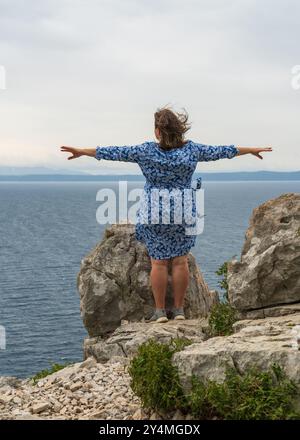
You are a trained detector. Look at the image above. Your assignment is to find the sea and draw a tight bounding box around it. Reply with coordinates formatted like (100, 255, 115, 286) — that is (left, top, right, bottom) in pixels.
(0, 180, 299, 378)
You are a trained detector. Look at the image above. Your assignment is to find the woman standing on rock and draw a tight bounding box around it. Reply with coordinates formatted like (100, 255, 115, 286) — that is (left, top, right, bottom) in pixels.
(60, 106, 272, 323)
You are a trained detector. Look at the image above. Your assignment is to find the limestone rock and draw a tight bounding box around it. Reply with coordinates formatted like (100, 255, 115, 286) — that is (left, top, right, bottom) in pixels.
(77, 223, 218, 337)
(31, 402, 51, 414)
(132, 408, 143, 420)
(227, 193, 300, 318)
(0, 377, 22, 389)
(0, 395, 13, 405)
(172, 313, 300, 391)
(84, 319, 206, 363)
(78, 357, 97, 370)
(69, 382, 82, 392)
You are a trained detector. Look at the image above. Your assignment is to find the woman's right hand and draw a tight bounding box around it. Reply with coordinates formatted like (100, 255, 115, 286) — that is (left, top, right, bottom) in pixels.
(60, 146, 84, 160)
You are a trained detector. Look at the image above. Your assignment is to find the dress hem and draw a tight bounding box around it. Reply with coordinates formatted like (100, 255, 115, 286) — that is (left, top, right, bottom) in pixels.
(147, 248, 194, 260)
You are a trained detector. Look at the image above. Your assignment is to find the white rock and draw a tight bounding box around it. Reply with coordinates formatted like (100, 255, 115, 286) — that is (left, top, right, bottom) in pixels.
(79, 358, 97, 370)
(0, 395, 13, 405)
(53, 403, 62, 413)
(31, 402, 50, 414)
(70, 382, 82, 392)
(173, 313, 300, 390)
(132, 408, 143, 420)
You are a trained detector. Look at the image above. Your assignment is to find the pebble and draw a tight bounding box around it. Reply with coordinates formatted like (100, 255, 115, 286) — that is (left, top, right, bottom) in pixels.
(0, 395, 13, 405)
(69, 382, 82, 392)
(31, 402, 50, 414)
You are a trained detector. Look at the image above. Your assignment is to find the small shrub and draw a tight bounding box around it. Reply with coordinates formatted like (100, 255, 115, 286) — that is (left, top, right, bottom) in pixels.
(31, 362, 71, 385)
(208, 302, 237, 336)
(187, 363, 300, 420)
(216, 261, 229, 300)
(128, 337, 191, 412)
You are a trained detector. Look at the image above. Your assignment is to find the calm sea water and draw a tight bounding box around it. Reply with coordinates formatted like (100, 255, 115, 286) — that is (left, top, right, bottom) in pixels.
(0, 181, 299, 378)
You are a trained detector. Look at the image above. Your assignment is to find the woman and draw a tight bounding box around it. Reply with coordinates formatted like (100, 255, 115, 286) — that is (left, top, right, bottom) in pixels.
(60, 106, 272, 323)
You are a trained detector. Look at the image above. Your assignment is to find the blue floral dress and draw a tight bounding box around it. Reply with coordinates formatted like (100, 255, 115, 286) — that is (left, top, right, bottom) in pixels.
(95, 140, 238, 260)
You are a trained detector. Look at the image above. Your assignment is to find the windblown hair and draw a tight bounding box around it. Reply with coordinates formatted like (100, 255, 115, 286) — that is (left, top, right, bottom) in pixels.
(154, 105, 191, 150)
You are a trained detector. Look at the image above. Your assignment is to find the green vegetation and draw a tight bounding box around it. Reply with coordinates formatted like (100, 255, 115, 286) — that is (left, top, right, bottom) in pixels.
(128, 338, 192, 412)
(188, 364, 300, 420)
(209, 261, 238, 336)
(31, 362, 71, 385)
(208, 302, 237, 336)
(129, 339, 300, 420)
(215, 261, 229, 300)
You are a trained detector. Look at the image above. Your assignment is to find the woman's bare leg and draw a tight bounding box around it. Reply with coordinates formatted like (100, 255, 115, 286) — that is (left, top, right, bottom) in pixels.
(150, 258, 169, 309)
(171, 255, 189, 308)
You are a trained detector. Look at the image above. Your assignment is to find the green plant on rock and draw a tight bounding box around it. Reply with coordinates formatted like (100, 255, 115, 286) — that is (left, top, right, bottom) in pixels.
(215, 257, 238, 301)
(216, 261, 229, 300)
(208, 302, 237, 336)
(128, 337, 191, 412)
(31, 362, 71, 385)
(187, 363, 300, 420)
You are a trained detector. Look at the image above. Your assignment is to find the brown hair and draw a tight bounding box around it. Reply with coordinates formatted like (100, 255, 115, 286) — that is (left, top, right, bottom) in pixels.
(154, 105, 191, 150)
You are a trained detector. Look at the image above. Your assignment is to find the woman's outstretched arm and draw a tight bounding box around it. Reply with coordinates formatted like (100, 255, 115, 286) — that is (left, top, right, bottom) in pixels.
(60, 143, 148, 162)
(60, 146, 96, 160)
(191, 141, 273, 162)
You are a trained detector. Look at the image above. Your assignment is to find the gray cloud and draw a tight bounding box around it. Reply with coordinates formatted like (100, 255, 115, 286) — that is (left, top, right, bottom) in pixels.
(0, 0, 299, 172)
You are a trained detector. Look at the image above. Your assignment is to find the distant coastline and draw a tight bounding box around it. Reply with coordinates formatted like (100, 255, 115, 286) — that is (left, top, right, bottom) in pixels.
(0, 171, 300, 182)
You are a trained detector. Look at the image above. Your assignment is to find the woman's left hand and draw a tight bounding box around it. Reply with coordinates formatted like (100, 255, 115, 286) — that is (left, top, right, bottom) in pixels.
(251, 147, 273, 160)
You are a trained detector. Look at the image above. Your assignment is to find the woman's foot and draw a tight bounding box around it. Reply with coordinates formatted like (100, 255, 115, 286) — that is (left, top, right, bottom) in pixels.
(146, 308, 168, 323)
(172, 307, 186, 320)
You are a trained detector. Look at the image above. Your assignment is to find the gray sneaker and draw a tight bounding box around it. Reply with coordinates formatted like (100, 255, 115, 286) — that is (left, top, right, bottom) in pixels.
(172, 307, 185, 320)
(146, 309, 168, 323)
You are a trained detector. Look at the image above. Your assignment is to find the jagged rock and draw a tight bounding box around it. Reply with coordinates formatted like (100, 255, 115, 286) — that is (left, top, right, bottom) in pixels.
(69, 382, 82, 392)
(172, 313, 300, 391)
(78, 357, 97, 370)
(0, 377, 22, 389)
(31, 402, 51, 414)
(227, 193, 300, 319)
(0, 395, 13, 405)
(83, 318, 206, 363)
(77, 223, 218, 337)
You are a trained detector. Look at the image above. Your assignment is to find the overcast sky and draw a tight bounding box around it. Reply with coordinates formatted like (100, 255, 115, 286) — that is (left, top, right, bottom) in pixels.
(0, 0, 299, 174)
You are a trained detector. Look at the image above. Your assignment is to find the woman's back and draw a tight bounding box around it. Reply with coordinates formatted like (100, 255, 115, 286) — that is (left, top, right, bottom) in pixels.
(138, 140, 197, 189)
